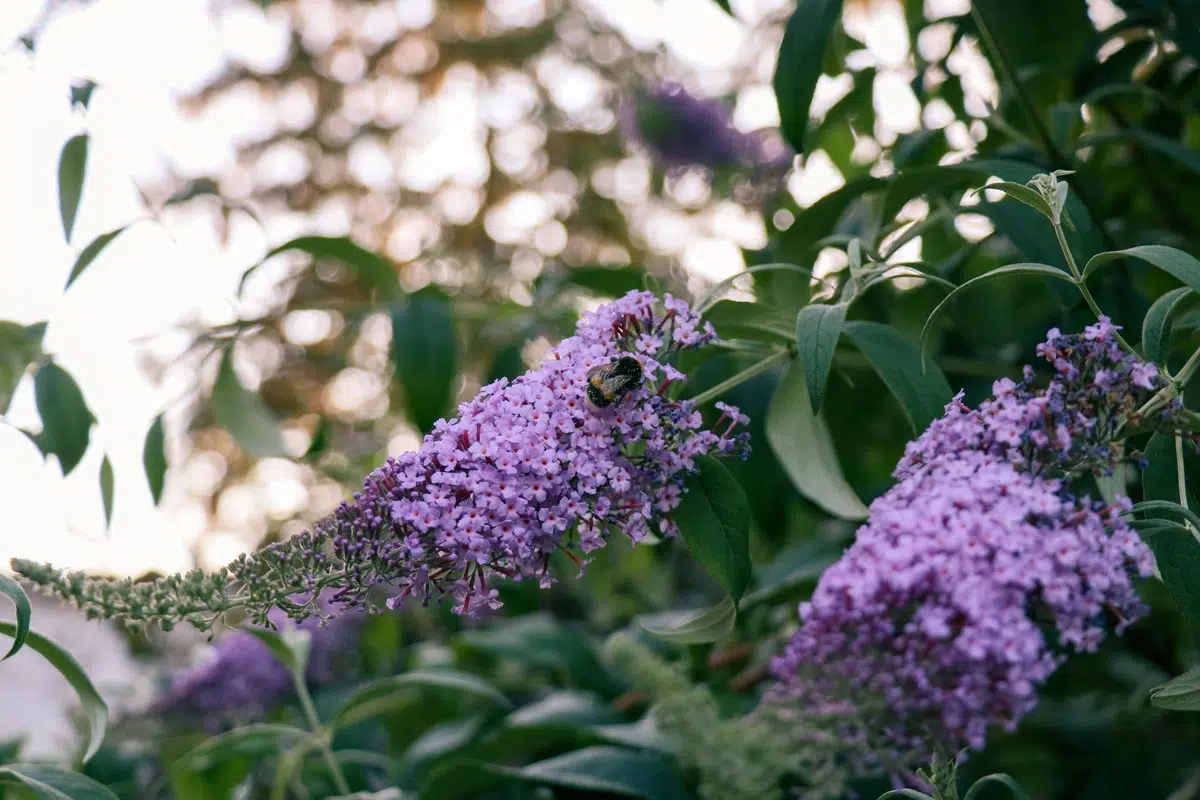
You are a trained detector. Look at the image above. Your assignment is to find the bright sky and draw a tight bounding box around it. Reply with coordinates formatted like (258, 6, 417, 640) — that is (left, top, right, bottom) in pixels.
(0, 0, 966, 578)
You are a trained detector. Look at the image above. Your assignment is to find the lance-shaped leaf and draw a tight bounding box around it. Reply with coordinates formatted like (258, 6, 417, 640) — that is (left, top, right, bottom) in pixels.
(0, 623, 108, 762)
(1142, 287, 1193, 365)
(795, 302, 847, 413)
(65, 226, 129, 290)
(774, 0, 846, 156)
(1083, 245, 1200, 294)
(765, 359, 869, 520)
(0, 321, 45, 415)
(99, 455, 114, 529)
(639, 595, 737, 645)
(58, 134, 88, 243)
(1150, 666, 1200, 711)
(142, 414, 167, 504)
(33, 361, 95, 475)
(0, 764, 118, 800)
(391, 290, 458, 435)
(248, 236, 399, 297)
(842, 320, 953, 435)
(672, 455, 752, 602)
(0, 575, 30, 661)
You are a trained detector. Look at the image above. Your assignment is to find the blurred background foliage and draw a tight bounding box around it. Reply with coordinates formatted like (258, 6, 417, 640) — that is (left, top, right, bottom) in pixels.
(3, 0, 1200, 796)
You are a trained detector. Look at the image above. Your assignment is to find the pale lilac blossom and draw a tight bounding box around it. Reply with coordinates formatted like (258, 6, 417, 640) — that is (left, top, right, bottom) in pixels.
(761, 319, 1172, 770)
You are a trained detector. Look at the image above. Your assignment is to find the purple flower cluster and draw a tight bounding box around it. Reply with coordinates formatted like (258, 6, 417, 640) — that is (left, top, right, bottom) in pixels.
(904, 317, 1174, 479)
(620, 83, 793, 173)
(155, 592, 363, 729)
(762, 319, 1169, 768)
(296, 291, 748, 617)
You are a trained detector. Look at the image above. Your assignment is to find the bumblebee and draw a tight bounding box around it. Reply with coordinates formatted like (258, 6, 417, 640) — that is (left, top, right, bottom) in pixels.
(585, 356, 645, 409)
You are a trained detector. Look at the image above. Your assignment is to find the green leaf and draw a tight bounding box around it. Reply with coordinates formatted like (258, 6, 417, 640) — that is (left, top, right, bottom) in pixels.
(391, 290, 458, 434)
(0, 574, 30, 661)
(703, 300, 796, 344)
(1141, 518, 1200, 630)
(1142, 288, 1193, 365)
(65, 226, 128, 290)
(672, 455, 752, 601)
(254, 236, 398, 297)
(920, 264, 1077, 368)
(1150, 665, 1200, 711)
(1134, 500, 1200, 533)
(1143, 432, 1200, 512)
(420, 746, 688, 800)
(591, 714, 677, 756)
(396, 715, 485, 786)
(1082, 245, 1200, 294)
(0, 624, 108, 762)
(795, 302, 847, 414)
(1130, 518, 1186, 542)
(711, 0, 734, 15)
(212, 350, 285, 458)
(638, 595, 737, 644)
(504, 692, 622, 728)
(0, 764, 118, 800)
(0, 321, 44, 417)
(765, 360, 869, 520)
(842, 320, 953, 435)
(69, 80, 97, 111)
(33, 360, 95, 475)
(142, 414, 167, 505)
(172, 724, 309, 773)
(57, 134, 88, 243)
(519, 746, 687, 799)
(99, 455, 114, 529)
(774, 0, 845, 156)
(332, 669, 512, 731)
(975, 180, 1056, 222)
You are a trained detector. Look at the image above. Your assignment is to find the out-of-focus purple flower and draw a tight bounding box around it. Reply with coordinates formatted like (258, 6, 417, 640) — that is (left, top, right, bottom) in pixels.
(155, 592, 363, 729)
(620, 83, 793, 173)
(274, 291, 748, 618)
(760, 320, 1171, 770)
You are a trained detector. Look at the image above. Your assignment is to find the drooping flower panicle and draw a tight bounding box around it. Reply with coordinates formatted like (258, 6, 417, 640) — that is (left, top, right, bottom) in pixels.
(317, 290, 749, 616)
(761, 319, 1170, 770)
(13, 291, 747, 629)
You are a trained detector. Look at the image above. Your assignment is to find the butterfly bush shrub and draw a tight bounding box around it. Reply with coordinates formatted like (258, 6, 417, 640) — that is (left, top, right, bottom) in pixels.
(13, 291, 749, 629)
(756, 319, 1181, 772)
